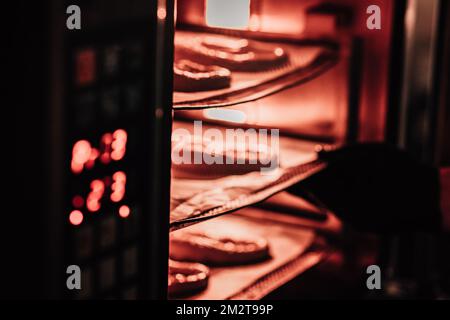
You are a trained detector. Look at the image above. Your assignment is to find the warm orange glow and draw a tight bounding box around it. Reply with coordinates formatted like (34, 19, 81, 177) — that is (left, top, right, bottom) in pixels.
(100, 133, 113, 164)
(110, 171, 126, 203)
(249, 14, 260, 31)
(89, 148, 99, 161)
(102, 133, 113, 145)
(275, 48, 284, 57)
(110, 192, 124, 203)
(71, 140, 92, 174)
(71, 162, 84, 174)
(86, 198, 101, 212)
(69, 210, 84, 226)
(86, 179, 104, 212)
(111, 182, 125, 193)
(86, 147, 99, 169)
(111, 129, 127, 161)
(157, 8, 167, 20)
(203, 109, 247, 124)
(113, 171, 127, 182)
(90, 179, 105, 194)
(100, 153, 111, 164)
(119, 205, 131, 218)
(205, 0, 250, 30)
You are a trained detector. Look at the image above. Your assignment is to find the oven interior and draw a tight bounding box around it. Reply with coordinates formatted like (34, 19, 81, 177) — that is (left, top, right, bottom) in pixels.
(167, 0, 399, 300)
(13, 0, 449, 300)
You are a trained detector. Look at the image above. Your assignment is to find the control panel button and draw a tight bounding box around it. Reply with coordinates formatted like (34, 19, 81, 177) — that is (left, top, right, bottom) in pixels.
(100, 87, 120, 119)
(123, 246, 138, 278)
(103, 45, 121, 77)
(75, 92, 96, 127)
(75, 225, 93, 259)
(124, 83, 142, 114)
(99, 215, 116, 249)
(98, 257, 116, 290)
(75, 48, 96, 86)
(125, 43, 144, 72)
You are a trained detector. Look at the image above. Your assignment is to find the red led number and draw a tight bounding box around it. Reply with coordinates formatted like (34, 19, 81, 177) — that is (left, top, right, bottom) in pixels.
(69, 210, 84, 226)
(71, 140, 91, 174)
(69, 130, 129, 225)
(86, 179, 105, 212)
(71, 129, 127, 174)
(119, 205, 131, 218)
(111, 171, 126, 203)
(75, 49, 96, 86)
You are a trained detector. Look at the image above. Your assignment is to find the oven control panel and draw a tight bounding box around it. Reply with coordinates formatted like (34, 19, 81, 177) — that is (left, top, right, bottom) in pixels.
(66, 36, 147, 299)
(58, 0, 170, 296)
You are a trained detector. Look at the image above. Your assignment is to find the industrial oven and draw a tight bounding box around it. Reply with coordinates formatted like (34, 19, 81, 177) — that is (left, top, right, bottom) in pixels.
(167, 0, 448, 300)
(12, 0, 449, 299)
(14, 0, 174, 299)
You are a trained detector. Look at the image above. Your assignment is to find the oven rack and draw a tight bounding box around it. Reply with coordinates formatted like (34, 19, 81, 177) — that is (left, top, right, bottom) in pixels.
(229, 251, 325, 300)
(174, 209, 325, 300)
(173, 31, 339, 110)
(169, 159, 327, 232)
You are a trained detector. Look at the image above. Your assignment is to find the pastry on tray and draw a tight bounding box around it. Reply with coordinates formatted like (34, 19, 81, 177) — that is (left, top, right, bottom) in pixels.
(175, 34, 288, 72)
(170, 230, 270, 265)
(168, 259, 210, 296)
(171, 135, 278, 179)
(173, 59, 231, 92)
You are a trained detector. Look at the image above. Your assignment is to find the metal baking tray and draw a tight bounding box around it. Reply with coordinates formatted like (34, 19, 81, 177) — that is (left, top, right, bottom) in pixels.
(169, 130, 328, 231)
(173, 31, 339, 110)
(170, 160, 326, 231)
(170, 209, 325, 300)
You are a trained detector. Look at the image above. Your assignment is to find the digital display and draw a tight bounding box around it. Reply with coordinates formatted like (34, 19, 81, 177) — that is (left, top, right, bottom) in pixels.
(69, 129, 130, 226)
